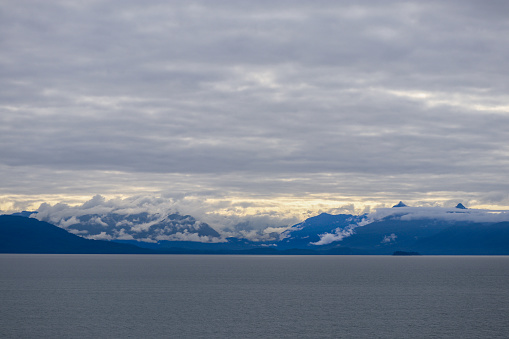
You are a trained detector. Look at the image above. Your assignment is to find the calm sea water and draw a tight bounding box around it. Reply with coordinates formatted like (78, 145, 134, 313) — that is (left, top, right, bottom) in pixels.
(1, 255, 508, 338)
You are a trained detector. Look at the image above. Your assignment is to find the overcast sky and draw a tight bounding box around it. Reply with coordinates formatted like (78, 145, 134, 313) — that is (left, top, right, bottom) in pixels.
(1, 0, 509, 219)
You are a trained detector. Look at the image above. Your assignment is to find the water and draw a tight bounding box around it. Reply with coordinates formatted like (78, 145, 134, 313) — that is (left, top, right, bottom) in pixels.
(1, 255, 508, 338)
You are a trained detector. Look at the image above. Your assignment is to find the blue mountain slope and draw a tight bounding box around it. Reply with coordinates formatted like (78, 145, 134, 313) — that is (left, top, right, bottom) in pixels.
(412, 222, 509, 255)
(277, 211, 509, 255)
(0, 216, 151, 254)
(277, 213, 366, 249)
(337, 218, 467, 254)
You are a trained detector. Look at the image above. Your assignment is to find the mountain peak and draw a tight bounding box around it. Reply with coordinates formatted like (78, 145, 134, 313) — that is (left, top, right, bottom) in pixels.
(455, 203, 467, 209)
(392, 201, 408, 208)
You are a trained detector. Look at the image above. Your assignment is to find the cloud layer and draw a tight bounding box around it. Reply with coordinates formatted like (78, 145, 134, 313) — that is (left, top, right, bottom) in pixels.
(1, 1, 509, 212)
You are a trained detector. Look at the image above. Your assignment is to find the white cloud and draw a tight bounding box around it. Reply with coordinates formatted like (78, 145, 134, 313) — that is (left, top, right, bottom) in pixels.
(114, 228, 135, 241)
(59, 216, 79, 228)
(90, 216, 108, 227)
(85, 232, 113, 241)
(68, 229, 88, 235)
(311, 226, 356, 246)
(309, 218, 371, 246)
(381, 233, 397, 243)
(263, 226, 289, 234)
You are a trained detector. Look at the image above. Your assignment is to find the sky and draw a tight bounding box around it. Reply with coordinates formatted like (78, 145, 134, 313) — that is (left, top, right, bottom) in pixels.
(1, 0, 509, 226)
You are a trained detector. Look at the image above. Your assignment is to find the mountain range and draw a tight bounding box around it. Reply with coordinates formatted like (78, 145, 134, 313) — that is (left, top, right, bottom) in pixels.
(1, 202, 509, 254)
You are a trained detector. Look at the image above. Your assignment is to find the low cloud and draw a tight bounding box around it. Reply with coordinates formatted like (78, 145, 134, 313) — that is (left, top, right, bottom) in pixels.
(31, 194, 298, 242)
(311, 227, 356, 246)
(59, 216, 79, 228)
(85, 232, 113, 241)
(368, 206, 509, 223)
(68, 229, 88, 235)
(310, 218, 371, 246)
(381, 233, 397, 243)
(114, 228, 135, 241)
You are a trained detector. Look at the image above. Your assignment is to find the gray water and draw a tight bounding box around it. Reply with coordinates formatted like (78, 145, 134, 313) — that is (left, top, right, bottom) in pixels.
(1, 255, 508, 338)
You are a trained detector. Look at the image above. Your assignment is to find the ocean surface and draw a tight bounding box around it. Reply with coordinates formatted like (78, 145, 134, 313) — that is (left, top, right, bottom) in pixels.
(1, 255, 508, 338)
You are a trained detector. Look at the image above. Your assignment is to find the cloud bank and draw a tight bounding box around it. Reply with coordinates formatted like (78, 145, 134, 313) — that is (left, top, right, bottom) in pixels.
(31, 194, 300, 242)
(369, 206, 509, 224)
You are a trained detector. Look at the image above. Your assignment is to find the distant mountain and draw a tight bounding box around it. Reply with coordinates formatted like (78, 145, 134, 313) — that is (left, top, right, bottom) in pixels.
(277, 206, 509, 255)
(0, 215, 338, 255)
(277, 213, 366, 249)
(328, 217, 450, 253)
(0, 215, 151, 254)
(35, 212, 222, 243)
(3, 204, 509, 255)
(329, 217, 509, 254)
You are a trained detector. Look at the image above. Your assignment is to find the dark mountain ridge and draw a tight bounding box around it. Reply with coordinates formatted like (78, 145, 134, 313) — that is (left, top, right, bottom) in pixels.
(0, 216, 151, 254)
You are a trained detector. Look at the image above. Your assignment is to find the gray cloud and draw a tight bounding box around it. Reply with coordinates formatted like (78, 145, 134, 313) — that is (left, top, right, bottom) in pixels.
(1, 1, 509, 214)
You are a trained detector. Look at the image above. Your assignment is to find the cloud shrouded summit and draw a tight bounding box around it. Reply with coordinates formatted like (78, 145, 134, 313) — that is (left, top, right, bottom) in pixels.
(1, 1, 509, 213)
